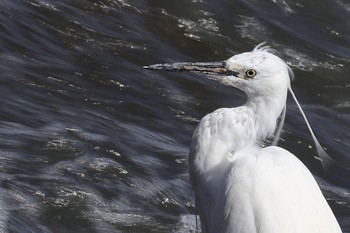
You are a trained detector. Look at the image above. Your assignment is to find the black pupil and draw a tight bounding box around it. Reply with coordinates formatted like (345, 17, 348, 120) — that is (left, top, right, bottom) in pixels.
(248, 70, 254, 76)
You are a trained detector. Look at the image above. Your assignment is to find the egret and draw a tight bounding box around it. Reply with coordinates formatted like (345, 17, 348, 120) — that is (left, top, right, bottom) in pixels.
(144, 43, 342, 233)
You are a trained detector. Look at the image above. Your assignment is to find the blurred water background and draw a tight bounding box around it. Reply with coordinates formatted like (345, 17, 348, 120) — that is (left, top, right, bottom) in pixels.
(0, 0, 349, 232)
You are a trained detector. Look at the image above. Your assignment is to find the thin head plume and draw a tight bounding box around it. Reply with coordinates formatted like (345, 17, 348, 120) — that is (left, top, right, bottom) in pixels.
(288, 86, 334, 169)
(271, 67, 293, 146)
(271, 106, 286, 146)
(253, 42, 275, 53)
(287, 65, 295, 82)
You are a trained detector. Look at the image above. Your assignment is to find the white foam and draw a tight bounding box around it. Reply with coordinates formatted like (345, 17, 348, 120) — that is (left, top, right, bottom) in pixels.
(175, 214, 198, 233)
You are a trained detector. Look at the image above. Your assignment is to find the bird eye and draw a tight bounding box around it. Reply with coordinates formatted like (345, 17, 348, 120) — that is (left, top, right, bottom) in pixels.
(245, 69, 257, 78)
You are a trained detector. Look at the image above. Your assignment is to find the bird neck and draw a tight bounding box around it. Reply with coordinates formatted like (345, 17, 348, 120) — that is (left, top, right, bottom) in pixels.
(244, 90, 287, 140)
(189, 88, 288, 179)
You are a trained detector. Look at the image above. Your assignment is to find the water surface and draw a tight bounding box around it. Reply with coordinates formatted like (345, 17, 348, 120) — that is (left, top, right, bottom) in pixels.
(0, 0, 349, 232)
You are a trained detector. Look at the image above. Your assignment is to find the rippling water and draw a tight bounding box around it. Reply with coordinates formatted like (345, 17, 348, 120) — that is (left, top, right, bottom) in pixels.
(0, 0, 349, 232)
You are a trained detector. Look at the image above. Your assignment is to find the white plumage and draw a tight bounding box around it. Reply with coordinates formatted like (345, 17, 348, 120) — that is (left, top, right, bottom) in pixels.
(144, 44, 342, 233)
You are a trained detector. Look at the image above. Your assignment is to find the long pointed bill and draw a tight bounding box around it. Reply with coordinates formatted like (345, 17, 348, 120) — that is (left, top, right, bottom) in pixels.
(143, 61, 238, 77)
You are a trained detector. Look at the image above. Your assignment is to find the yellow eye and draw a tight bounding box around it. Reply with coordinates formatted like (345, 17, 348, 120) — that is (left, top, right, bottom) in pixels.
(245, 69, 257, 78)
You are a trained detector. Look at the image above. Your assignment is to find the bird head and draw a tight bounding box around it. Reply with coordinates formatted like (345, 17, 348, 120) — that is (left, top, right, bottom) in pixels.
(144, 43, 294, 99)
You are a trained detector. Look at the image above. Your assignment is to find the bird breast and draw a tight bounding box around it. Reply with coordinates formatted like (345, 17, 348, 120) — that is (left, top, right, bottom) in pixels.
(190, 107, 258, 173)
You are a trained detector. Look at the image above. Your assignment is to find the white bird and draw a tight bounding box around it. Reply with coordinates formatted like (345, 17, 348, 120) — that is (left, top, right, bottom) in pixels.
(144, 44, 342, 233)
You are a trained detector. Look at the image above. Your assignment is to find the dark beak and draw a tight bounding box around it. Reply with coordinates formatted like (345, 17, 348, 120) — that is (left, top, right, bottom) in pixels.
(143, 61, 238, 77)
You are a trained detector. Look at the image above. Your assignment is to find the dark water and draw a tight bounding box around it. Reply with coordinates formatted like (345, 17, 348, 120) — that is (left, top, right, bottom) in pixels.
(0, 0, 349, 232)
